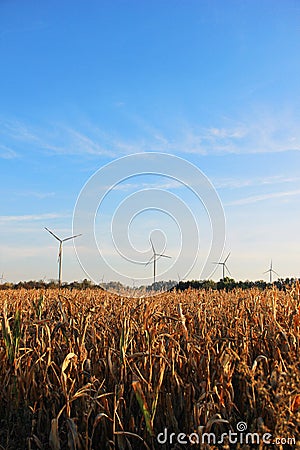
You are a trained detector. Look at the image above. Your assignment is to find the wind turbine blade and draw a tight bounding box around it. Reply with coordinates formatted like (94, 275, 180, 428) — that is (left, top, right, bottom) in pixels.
(272, 270, 280, 277)
(224, 264, 231, 276)
(145, 255, 154, 266)
(224, 252, 230, 263)
(212, 262, 222, 265)
(263, 269, 271, 274)
(149, 237, 155, 254)
(45, 227, 61, 242)
(157, 254, 171, 259)
(62, 233, 82, 242)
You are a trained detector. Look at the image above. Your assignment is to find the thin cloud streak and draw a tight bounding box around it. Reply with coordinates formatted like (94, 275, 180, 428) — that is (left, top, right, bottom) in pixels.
(18, 191, 56, 199)
(226, 189, 300, 206)
(2, 109, 300, 160)
(0, 213, 70, 223)
(175, 122, 300, 155)
(0, 144, 18, 159)
(104, 180, 183, 192)
(214, 175, 300, 189)
(0, 119, 116, 157)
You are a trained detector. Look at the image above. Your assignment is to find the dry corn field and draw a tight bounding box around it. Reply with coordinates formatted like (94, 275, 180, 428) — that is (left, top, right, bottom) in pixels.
(0, 286, 299, 450)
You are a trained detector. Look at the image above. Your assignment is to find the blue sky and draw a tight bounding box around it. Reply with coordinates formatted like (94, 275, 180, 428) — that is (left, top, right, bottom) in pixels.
(0, 0, 300, 284)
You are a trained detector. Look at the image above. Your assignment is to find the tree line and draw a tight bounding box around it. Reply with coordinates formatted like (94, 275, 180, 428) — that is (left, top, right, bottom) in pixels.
(0, 277, 299, 291)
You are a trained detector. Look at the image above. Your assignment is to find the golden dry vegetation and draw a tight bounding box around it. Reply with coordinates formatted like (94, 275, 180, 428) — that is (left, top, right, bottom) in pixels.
(0, 286, 299, 449)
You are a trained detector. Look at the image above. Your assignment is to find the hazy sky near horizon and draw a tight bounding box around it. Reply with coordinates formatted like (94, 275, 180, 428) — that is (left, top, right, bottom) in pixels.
(1, 0, 300, 284)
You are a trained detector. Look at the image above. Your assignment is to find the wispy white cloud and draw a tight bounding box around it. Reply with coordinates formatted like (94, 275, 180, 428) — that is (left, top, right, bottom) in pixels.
(208, 127, 247, 139)
(107, 179, 182, 192)
(1, 120, 39, 143)
(18, 191, 55, 199)
(0, 144, 18, 159)
(214, 175, 300, 189)
(177, 109, 300, 155)
(121, 107, 300, 156)
(0, 213, 70, 224)
(0, 117, 177, 157)
(1, 107, 300, 159)
(226, 189, 300, 206)
(59, 127, 117, 156)
(0, 119, 116, 157)
(107, 110, 300, 156)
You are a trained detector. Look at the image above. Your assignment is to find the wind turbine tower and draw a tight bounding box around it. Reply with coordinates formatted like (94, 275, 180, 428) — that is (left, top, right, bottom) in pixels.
(264, 260, 279, 283)
(213, 252, 231, 280)
(45, 227, 82, 287)
(146, 238, 171, 285)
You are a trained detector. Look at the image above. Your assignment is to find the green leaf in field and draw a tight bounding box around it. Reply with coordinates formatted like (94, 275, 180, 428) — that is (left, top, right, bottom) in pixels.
(132, 380, 153, 436)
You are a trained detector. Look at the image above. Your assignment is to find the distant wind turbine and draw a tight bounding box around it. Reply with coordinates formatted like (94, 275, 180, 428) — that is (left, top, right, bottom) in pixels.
(145, 238, 171, 285)
(45, 227, 82, 287)
(264, 260, 279, 283)
(0, 273, 5, 284)
(213, 252, 231, 280)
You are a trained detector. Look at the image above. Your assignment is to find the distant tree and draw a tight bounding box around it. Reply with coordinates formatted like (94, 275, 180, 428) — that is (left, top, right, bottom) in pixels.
(217, 277, 236, 291)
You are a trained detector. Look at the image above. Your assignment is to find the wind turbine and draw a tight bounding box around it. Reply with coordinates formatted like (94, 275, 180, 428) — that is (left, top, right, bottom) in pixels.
(45, 227, 82, 287)
(264, 260, 279, 283)
(213, 252, 231, 280)
(145, 238, 171, 285)
(0, 273, 5, 284)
